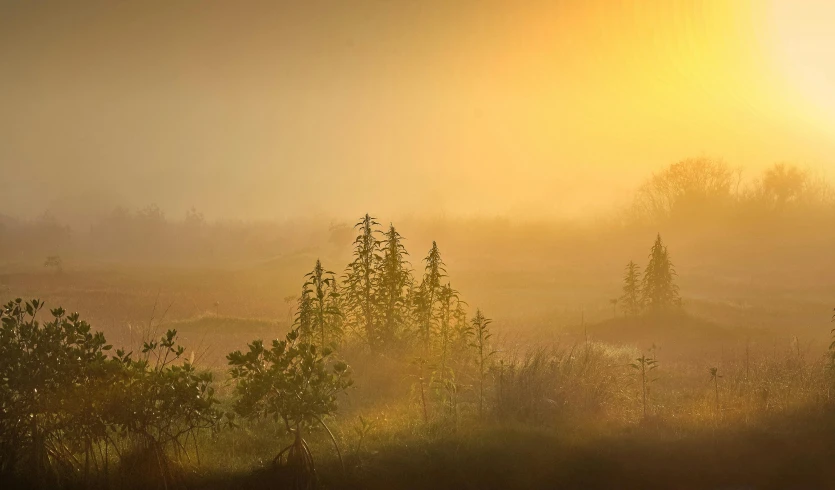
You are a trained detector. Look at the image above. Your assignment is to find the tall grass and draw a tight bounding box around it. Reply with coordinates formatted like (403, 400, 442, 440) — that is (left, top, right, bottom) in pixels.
(184, 332, 835, 489)
(493, 342, 635, 425)
(4, 304, 835, 489)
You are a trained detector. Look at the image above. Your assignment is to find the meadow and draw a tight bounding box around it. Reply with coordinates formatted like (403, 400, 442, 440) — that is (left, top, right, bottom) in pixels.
(3, 160, 835, 489)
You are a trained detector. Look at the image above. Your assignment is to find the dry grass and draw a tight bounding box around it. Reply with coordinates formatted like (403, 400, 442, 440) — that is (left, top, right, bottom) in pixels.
(179, 328, 835, 489)
(4, 264, 835, 489)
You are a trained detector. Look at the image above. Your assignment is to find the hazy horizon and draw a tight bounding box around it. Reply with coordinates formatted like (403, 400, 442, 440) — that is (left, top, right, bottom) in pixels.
(5, 4, 835, 487)
(2, 1, 834, 223)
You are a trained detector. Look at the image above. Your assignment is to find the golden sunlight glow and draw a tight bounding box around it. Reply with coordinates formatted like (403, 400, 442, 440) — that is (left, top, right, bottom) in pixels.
(766, 0, 835, 131)
(0, 1, 833, 220)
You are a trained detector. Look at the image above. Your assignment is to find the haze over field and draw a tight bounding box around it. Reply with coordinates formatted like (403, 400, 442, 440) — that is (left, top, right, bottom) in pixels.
(5, 3, 835, 489)
(2, 0, 834, 223)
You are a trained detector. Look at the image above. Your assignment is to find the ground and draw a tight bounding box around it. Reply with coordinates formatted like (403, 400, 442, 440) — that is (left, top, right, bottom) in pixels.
(2, 257, 834, 489)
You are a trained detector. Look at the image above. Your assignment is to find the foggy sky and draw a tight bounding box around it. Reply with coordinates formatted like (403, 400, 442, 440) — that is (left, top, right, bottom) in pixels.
(1, 0, 833, 224)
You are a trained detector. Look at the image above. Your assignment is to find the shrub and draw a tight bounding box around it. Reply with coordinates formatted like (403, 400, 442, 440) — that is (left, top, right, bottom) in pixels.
(493, 343, 632, 424)
(0, 299, 116, 484)
(110, 329, 223, 487)
(227, 329, 353, 488)
(0, 299, 222, 488)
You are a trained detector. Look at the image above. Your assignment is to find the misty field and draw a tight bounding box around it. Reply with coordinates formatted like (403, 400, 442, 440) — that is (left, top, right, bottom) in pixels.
(5, 0, 835, 487)
(4, 161, 835, 490)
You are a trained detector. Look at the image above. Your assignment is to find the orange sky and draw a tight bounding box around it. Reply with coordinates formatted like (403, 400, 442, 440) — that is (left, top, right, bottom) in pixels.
(0, 0, 833, 223)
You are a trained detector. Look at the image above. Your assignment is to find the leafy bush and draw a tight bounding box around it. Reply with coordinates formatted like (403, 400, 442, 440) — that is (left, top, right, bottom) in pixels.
(110, 329, 223, 486)
(0, 299, 222, 488)
(227, 329, 352, 488)
(0, 299, 116, 484)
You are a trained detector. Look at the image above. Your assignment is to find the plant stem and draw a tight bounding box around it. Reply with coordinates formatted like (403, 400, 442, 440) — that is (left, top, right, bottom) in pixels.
(316, 416, 345, 477)
(642, 361, 647, 419)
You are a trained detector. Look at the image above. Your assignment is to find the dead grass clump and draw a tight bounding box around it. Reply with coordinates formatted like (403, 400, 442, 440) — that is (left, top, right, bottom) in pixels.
(493, 342, 635, 424)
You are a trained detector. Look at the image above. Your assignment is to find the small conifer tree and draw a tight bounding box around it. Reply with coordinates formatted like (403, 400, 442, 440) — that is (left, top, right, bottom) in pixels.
(641, 234, 680, 312)
(620, 260, 643, 317)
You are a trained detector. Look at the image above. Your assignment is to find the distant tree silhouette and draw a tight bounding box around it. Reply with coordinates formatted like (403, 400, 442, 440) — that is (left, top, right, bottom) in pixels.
(747, 163, 833, 213)
(632, 157, 738, 223)
(620, 261, 642, 317)
(641, 234, 679, 312)
(184, 206, 205, 227)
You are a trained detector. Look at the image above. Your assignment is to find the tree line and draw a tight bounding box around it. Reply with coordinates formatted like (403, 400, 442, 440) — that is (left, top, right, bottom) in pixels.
(2, 158, 832, 266)
(630, 159, 832, 224)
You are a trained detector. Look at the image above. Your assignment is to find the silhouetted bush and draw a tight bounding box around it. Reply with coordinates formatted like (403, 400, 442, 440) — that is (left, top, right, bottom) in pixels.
(0, 299, 221, 488)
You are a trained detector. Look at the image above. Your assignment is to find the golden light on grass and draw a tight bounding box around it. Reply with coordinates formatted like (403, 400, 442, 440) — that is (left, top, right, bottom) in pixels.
(3, 4, 835, 485)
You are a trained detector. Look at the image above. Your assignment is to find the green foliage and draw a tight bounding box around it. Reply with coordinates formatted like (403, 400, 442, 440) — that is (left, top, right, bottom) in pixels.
(295, 288, 314, 339)
(0, 299, 221, 487)
(452, 298, 470, 353)
(300, 259, 343, 349)
(1, 212, 488, 486)
(432, 283, 472, 382)
(377, 224, 413, 350)
(620, 261, 642, 317)
(470, 309, 495, 419)
(352, 415, 375, 459)
(641, 234, 680, 313)
(342, 214, 383, 351)
(291, 214, 465, 361)
(425, 284, 469, 421)
(0, 299, 115, 482)
(227, 328, 353, 487)
(415, 242, 447, 352)
(409, 357, 431, 423)
(111, 329, 223, 460)
(227, 329, 352, 429)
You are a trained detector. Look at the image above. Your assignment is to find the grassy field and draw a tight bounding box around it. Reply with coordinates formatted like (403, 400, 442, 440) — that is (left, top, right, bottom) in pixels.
(2, 259, 835, 489)
(76, 326, 835, 490)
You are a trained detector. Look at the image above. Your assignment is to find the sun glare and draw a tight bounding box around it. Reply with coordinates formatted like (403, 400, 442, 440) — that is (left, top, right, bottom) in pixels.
(767, 0, 835, 131)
